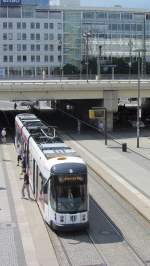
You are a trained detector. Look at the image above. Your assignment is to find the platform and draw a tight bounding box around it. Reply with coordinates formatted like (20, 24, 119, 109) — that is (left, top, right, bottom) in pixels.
(0, 141, 58, 266)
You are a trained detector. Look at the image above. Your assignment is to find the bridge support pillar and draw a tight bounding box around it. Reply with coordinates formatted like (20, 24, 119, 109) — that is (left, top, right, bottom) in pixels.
(103, 90, 118, 131)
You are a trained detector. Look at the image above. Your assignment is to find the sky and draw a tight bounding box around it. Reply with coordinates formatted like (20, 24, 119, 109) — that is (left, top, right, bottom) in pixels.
(39, 0, 150, 9)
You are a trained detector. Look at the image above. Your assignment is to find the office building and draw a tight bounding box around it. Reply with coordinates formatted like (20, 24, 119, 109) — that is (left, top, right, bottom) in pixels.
(0, 0, 149, 78)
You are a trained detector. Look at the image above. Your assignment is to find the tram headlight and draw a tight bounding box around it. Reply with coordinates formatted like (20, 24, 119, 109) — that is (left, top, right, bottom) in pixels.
(60, 215, 64, 223)
(81, 213, 86, 222)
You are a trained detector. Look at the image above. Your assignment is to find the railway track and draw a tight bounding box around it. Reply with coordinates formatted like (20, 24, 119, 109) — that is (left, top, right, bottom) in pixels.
(34, 111, 150, 266)
(1, 109, 150, 265)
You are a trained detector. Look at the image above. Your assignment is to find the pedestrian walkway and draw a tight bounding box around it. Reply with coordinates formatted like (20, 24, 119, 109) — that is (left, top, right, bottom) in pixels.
(64, 130, 150, 222)
(0, 142, 58, 266)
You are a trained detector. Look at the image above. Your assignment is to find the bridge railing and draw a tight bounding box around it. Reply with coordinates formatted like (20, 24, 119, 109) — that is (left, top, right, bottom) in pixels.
(1, 74, 150, 80)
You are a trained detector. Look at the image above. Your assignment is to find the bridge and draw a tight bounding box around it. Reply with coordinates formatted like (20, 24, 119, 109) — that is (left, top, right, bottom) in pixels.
(0, 79, 150, 100)
(1, 79, 150, 131)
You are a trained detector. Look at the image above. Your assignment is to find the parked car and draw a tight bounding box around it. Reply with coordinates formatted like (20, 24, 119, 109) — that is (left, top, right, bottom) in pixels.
(128, 120, 145, 128)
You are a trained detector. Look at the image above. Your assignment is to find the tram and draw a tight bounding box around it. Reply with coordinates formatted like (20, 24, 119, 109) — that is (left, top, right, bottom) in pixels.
(15, 113, 89, 231)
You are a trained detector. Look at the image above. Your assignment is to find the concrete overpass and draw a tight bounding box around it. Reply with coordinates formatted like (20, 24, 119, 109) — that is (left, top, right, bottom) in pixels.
(0, 79, 150, 100)
(1, 79, 150, 131)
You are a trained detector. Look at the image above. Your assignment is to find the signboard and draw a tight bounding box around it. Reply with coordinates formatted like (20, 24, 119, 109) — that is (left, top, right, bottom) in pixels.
(89, 108, 105, 119)
(1, 0, 22, 6)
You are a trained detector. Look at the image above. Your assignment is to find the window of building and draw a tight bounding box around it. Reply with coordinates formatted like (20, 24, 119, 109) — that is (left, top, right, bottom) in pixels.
(3, 33, 7, 40)
(3, 22, 7, 29)
(44, 33, 48, 40)
(58, 55, 61, 62)
(58, 45, 61, 51)
(121, 13, 133, 20)
(57, 23, 62, 30)
(50, 55, 54, 62)
(17, 22, 21, 29)
(44, 23, 48, 29)
(36, 55, 40, 62)
(49, 33, 54, 40)
(96, 12, 106, 19)
(17, 55, 21, 62)
(58, 34, 62, 41)
(22, 33, 26, 40)
(31, 33, 35, 40)
(22, 22, 26, 29)
(49, 23, 54, 29)
(44, 55, 48, 62)
(9, 55, 13, 62)
(125, 24, 130, 31)
(0, 7, 7, 18)
(8, 33, 13, 40)
(36, 10, 48, 18)
(8, 7, 21, 18)
(17, 33, 21, 40)
(22, 44, 27, 51)
(8, 22, 13, 29)
(31, 55, 35, 62)
(44, 44, 48, 51)
(50, 44, 54, 51)
(137, 24, 142, 31)
(131, 24, 136, 31)
(36, 23, 40, 29)
(83, 12, 94, 19)
(36, 33, 40, 40)
(112, 24, 117, 31)
(3, 55, 7, 62)
(23, 55, 27, 62)
(9, 44, 13, 51)
(109, 12, 120, 20)
(30, 22, 35, 29)
(3, 44, 7, 51)
(49, 11, 61, 19)
(36, 44, 40, 51)
(31, 44, 35, 51)
(22, 6, 34, 18)
(17, 44, 21, 51)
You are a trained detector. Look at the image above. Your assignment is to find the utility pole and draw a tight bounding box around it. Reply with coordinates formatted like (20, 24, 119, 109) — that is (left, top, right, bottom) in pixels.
(141, 15, 146, 78)
(128, 39, 133, 79)
(97, 45, 102, 80)
(134, 49, 144, 148)
(83, 32, 91, 82)
(59, 39, 63, 81)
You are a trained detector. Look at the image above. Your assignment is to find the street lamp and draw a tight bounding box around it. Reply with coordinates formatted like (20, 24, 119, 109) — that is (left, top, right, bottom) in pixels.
(134, 49, 145, 148)
(83, 32, 91, 82)
(128, 39, 133, 79)
(97, 45, 102, 80)
(59, 39, 63, 81)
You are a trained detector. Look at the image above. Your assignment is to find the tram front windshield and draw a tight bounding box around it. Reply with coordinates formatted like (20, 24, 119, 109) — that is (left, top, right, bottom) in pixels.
(56, 175, 87, 213)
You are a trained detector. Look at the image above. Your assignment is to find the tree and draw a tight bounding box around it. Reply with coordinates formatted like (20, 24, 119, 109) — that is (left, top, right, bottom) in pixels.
(63, 64, 79, 75)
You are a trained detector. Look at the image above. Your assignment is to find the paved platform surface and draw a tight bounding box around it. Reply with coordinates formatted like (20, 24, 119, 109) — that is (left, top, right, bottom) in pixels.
(64, 129, 150, 222)
(0, 141, 58, 266)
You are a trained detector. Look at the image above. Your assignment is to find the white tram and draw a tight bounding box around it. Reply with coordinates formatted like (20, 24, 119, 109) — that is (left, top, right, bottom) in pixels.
(15, 113, 89, 231)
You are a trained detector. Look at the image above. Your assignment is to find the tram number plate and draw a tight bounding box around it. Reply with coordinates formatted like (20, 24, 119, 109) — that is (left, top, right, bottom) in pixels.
(70, 215, 77, 223)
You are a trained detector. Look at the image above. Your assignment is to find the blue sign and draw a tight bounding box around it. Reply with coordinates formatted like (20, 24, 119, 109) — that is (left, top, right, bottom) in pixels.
(1, 0, 22, 5)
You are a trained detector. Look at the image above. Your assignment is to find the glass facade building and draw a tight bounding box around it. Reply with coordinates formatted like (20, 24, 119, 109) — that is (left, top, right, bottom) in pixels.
(0, 0, 149, 78)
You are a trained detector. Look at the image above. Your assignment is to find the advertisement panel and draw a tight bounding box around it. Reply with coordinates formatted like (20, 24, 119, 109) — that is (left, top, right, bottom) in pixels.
(1, 0, 22, 6)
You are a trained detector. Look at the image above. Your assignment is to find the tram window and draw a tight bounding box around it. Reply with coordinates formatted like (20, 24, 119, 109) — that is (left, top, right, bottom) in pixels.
(50, 180, 56, 210)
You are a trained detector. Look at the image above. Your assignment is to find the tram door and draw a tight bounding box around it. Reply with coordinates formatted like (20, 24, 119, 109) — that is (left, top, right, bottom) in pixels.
(34, 162, 38, 200)
(32, 159, 35, 194)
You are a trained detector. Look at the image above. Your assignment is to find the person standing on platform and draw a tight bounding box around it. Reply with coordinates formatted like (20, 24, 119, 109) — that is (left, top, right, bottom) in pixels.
(1, 128, 6, 143)
(14, 102, 17, 110)
(17, 144, 22, 166)
(22, 172, 30, 199)
(21, 152, 26, 175)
